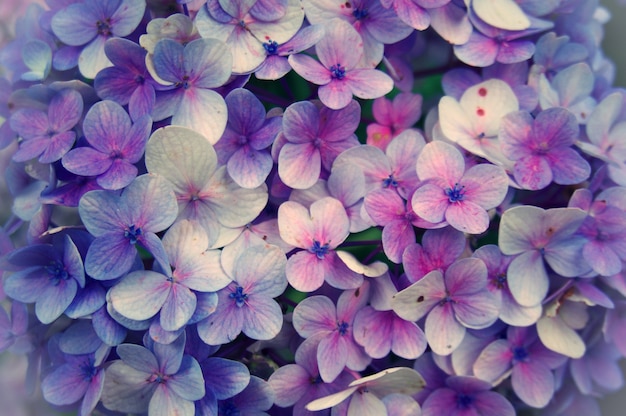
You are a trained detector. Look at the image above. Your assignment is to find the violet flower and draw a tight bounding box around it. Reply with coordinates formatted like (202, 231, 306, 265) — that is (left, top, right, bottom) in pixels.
(289, 18, 393, 110)
(392, 257, 500, 355)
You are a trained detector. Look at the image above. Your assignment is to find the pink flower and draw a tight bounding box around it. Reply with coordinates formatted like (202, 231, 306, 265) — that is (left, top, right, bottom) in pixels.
(411, 141, 509, 234)
(278, 197, 362, 292)
(288, 18, 393, 110)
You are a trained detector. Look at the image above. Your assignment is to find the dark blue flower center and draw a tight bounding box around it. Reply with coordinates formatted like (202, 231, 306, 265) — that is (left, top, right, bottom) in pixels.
(457, 393, 474, 409)
(96, 19, 112, 36)
(263, 40, 279, 55)
(353, 8, 368, 19)
(45, 261, 69, 285)
(337, 321, 349, 335)
(124, 225, 142, 244)
(180, 75, 191, 89)
(79, 360, 98, 381)
(309, 240, 330, 259)
(149, 372, 168, 383)
(310, 374, 323, 384)
(382, 174, 398, 188)
(445, 183, 465, 203)
(494, 273, 507, 289)
(229, 286, 248, 307)
(513, 346, 529, 363)
(438, 293, 455, 306)
(219, 400, 240, 416)
(134, 74, 145, 85)
(330, 64, 346, 80)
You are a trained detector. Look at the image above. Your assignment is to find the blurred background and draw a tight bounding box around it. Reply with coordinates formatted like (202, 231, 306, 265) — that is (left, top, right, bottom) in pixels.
(598, 0, 626, 413)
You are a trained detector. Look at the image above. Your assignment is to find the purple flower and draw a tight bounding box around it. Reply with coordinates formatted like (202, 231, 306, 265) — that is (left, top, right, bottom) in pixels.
(94, 38, 160, 120)
(4, 234, 85, 324)
(289, 18, 393, 109)
(472, 244, 542, 326)
(195, 0, 305, 74)
(108, 220, 230, 331)
(62, 100, 151, 190)
(411, 141, 509, 234)
(352, 304, 427, 360)
(392, 257, 500, 355)
(150, 37, 232, 144)
(51, 0, 146, 78)
(421, 375, 515, 416)
(333, 129, 424, 199)
(269, 336, 355, 415)
(473, 325, 567, 408)
(196, 244, 287, 345)
(500, 107, 590, 190)
(569, 187, 626, 276)
(498, 205, 590, 307)
(278, 99, 360, 189)
(214, 88, 281, 189)
(41, 350, 106, 416)
(254, 24, 326, 81)
(78, 174, 178, 280)
(402, 226, 467, 284)
(101, 334, 205, 415)
(292, 289, 371, 383)
(10, 88, 83, 164)
(277, 197, 362, 292)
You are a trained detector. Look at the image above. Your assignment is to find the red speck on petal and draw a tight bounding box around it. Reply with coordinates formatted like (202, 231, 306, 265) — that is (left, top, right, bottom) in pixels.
(477, 108, 485, 116)
(478, 87, 487, 97)
(265, 35, 269, 40)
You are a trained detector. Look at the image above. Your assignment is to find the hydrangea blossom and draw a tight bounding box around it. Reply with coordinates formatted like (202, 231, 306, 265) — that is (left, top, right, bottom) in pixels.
(411, 141, 509, 234)
(78, 174, 178, 280)
(289, 18, 394, 109)
(51, 0, 146, 78)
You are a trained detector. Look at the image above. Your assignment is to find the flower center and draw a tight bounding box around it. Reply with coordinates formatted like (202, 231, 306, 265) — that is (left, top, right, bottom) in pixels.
(96, 19, 112, 36)
(330, 64, 346, 80)
(512, 346, 529, 363)
(263, 40, 279, 55)
(219, 400, 240, 416)
(457, 393, 474, 409)
(309, 240, 330, 259)
(382, 174, 398, 188)
(352, 8, 368, 19)
(148, 373, 169, 383)
(310, 374, 323, 384)
(124, 225, 142, 244)
(492, 273, 507, 289)
(445, 183, 465, 203)
(229, 286, 248, 308)
(79, 360, 98, 381)
(337, 321, 349, 335)
(45, 261, 69, 285)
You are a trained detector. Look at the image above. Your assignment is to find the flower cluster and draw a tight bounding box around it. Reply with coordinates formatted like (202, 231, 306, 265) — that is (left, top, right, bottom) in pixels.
(1, 0, 626, 415)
